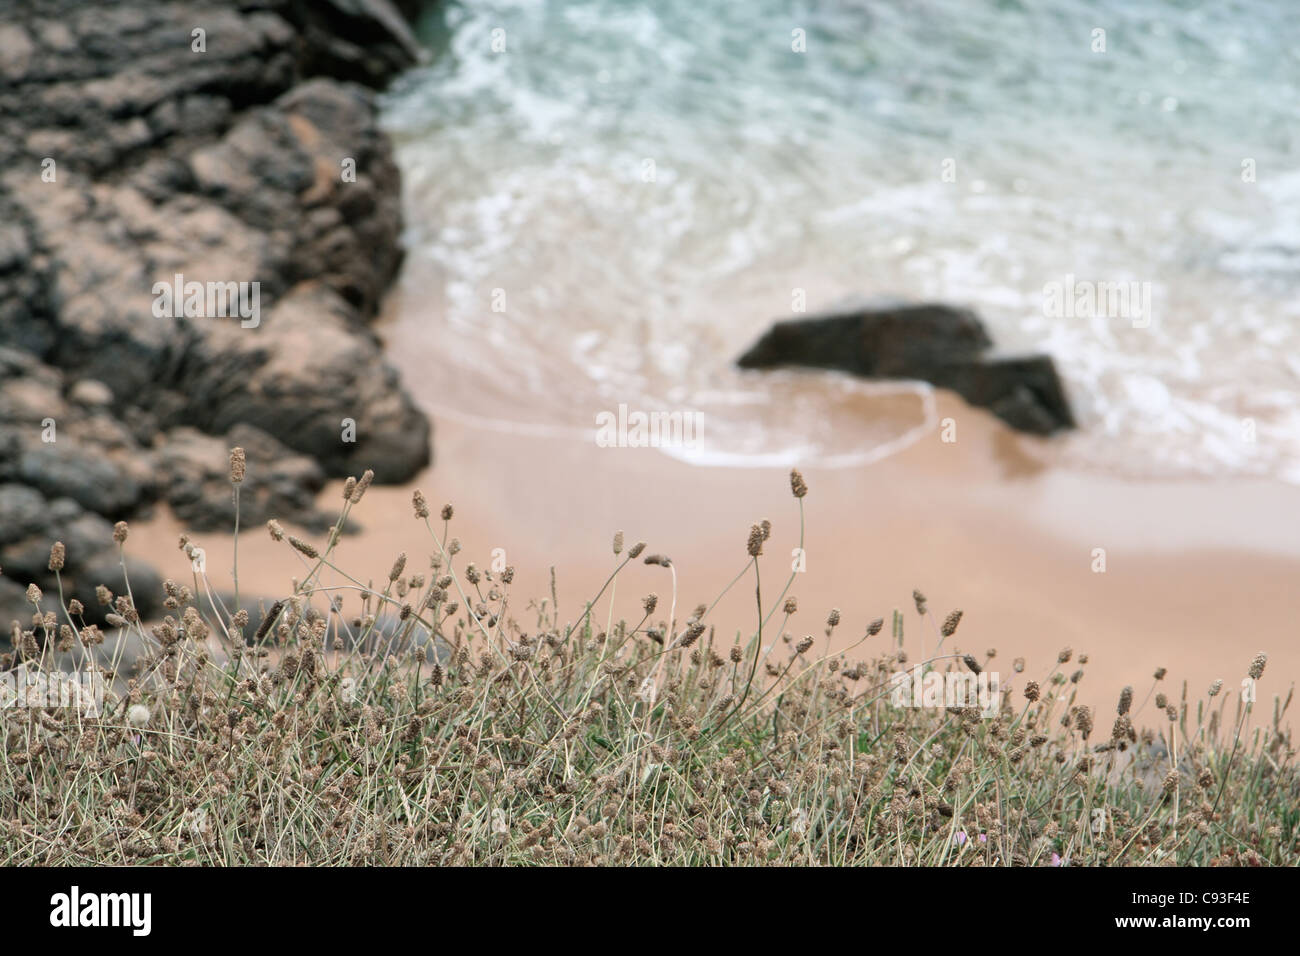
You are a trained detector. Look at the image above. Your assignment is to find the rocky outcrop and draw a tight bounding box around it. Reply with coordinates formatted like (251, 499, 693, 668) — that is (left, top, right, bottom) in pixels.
(737, 302, 1075, 434)
(0, 1, 435, 628)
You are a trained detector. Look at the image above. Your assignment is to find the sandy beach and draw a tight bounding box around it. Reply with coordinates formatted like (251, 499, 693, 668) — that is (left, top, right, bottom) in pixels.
(131, 387, 1300, 725)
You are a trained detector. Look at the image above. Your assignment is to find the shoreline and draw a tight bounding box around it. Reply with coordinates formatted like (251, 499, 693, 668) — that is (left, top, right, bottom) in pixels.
(131, 389, 1300, 725)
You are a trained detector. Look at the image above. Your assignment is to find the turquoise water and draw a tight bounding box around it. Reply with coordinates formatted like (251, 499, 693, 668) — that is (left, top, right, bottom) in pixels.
(381, 0, 1300, 479)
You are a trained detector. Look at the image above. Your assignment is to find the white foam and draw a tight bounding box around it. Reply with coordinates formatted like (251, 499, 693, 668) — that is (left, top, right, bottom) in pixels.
(380, 0, 1300, 485)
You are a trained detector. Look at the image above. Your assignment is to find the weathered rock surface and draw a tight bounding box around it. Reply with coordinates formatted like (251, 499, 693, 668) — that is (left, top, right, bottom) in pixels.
(155, 424, 331, 531)
(0, 348, 155, 517)
(0, 0, 435, 630)
(0, 482, 164, 629)
(737, 302, 1075, 434)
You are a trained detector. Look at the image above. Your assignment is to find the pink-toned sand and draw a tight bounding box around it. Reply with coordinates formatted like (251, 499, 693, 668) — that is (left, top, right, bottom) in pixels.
(131, 389, 1299, 730)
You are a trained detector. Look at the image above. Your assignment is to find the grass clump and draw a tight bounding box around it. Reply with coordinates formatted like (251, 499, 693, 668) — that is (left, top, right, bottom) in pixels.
(1, 466, 1295, 866)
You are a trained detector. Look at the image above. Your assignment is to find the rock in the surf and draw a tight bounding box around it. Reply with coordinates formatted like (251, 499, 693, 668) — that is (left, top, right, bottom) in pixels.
(737, 302, 1074, 435)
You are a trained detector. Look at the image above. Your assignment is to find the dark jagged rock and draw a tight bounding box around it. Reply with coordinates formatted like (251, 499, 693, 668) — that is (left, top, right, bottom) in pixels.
(0, 339, 337, 525)
(298, 0, 427, 86)
(0, 350, 154, 517)
(0, 0, 437, 630)
(737, 302, 1075, 435)
(921, 355, 1075, 435)
(738, 303, 992, 375)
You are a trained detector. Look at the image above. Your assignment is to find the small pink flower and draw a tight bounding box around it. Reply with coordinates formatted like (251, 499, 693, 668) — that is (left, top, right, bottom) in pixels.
(954, 831, 967, 846)
(1051, 852, 1062, 867)
(977, 833, 988, 843)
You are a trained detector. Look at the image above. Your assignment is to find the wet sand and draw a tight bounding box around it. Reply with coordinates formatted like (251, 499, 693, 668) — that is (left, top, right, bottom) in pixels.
(131, 389, 1300, 728)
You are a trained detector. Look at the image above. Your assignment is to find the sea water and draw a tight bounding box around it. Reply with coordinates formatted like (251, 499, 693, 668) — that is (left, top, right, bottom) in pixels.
(380, 0, 1300, 480)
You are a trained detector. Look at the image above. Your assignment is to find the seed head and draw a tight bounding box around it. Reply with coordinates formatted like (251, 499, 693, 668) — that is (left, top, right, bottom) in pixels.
(289, 536, 319, 559)
(827, 608, 840, 627)
(783, 597, 797, 615)
(642, 594, 658, 615)
(127, 704, 151, 728)
(1117, 686, 1132, 716)
(1208, 679, 1223, 697)
(1153, 667, 1167, 680)
(912, 590, 927, 615)
(389, 552, 407, 582)
(613, 531, 624, 555)
(441, 503, 454, 521)
(789, 468, 808, 498)
(679, 622, 706, 649)
(412, 489, 429, 518)
(1111, 715, 1135, 743)
(113, 521, 129, 544)
(1248, 653, 1267, 681)
(267, 519, 284, 541)
(941, 609, 962, 637)
(795, 635, 814, 655)
(866, 618, 883, 636)
(48, 541, 65, 572)
(349, 470, 374, 503)
(254, 601, 284, 643)
(1024, 681, 1040, 702)
(1057, 647, 1072, 664)
(1073, 706, 1094, 738)
(746, 524, 764, 557)
(628, 542, 646, 559)
(229, 446, 246, 483)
